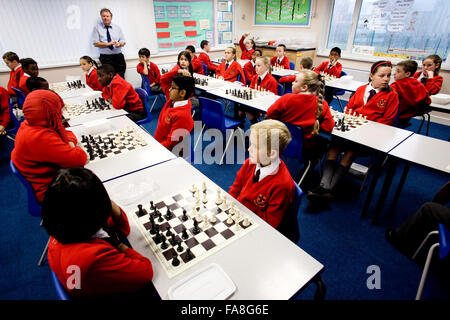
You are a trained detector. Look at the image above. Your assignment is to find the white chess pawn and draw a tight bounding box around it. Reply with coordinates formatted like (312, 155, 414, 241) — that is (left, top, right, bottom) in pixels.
(230, 202, 235, 214)
(222, 197, 228, 209)
(210, 213, 217, 224)
(196, 212, 202, 223)
(226, 215, 233, 224)
(242, 217, 250, 227)
(215, 190, 223, 205)
(202, 181, 207, 193)
(202, 214, 209, 228)
(190, 207, 197, 218)
(202, 193, 208, 204)
(234, 218, 241, 231)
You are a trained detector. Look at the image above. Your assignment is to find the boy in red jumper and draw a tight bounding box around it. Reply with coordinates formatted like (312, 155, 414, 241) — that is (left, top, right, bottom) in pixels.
(391, 60, 431, 124)
(136, 48, 162, 95)
(413, 55, 443, 95)
(154, 75, 194, 153)
(185, 45, 205, 75)
(243, 49, 262, 85)
(18, 58, 39, 96)
(216, 47, 246, 83)
(11, 90, 87, 203)
(198, 40, 217, 75)
(270, 44, 290, 70)
(229, 120, 295, 228)
(315, 47, 343, 104)
(0, 86, 11, 135)
(2, 51, 24, 97)
(43, 168, 154, 299)
(97, 64, 146, 123)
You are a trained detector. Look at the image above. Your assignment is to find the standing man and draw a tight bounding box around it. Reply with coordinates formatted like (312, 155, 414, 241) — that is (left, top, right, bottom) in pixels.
(91, 8, 127, 78)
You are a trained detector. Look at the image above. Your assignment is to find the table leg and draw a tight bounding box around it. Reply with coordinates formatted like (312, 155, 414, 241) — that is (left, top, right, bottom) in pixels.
(387, 162, 411, 216)
(313, 275, 327, 300)
(372, 158, 399, 225)
(361, 154, 384, 218)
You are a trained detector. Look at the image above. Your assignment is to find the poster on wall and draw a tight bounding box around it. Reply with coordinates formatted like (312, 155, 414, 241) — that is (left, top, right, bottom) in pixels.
(254, 0, 312, 26)
(154, 0, 215, 51)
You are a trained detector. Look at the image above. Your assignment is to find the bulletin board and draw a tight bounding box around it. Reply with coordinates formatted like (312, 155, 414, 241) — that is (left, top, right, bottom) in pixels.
(154, 0, 215, 52)
(254, 0, 312, 26)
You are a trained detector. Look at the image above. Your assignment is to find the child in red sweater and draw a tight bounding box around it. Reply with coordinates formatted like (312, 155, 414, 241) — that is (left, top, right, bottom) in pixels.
(136, 48, 162, 95)
(97, 64, 146, 123)
(160, 51, 194, 100)
(11, 90, 87, 203)
(239, 33, 256, 60)
(216, 47, 246, 83)
(43, 167, 154, 299)
(185, 45, 205, 75)
(154, 74, 194, 153)
(243, 49, 262, 85)
(18, 58, 39, 96)
(315, 47, 343, 104)
(413, 55, 443, 95)
(270, 44, 290, 70)
(0, 86, 11, 135)
(267, 70, 334, 156)
(229, 119, 295, 228)
(2, 51, 23, 97)
(391, 60, 431, 124)
(279, 57, 314, 94)
(308, 60, 399, 206)
(198, 40, 217, 75)
(80, 56, 103, 91)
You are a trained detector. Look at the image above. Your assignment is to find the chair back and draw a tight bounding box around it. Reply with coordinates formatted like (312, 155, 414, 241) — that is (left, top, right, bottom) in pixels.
(199, 96, 226, 132)
(333, 71, 347, 96)
(9, 160, 42, 217)
(8, 98, 22, 135)
(140, 74, 152, 95)
(201, 61, 208, 76)
(183, 135, 195, 164)
(289, 62, 295, 70)
(134, 88, 152, 125)
(12, 87, 26, 109)
(277, 183, 303, 243)
(236, 74, 241, 83)
(282, 122, 304, 162)
(277, 83, 284, 96)
(51, 271, 71, 300)
(439, 224, 450, 259)
(392, 103, 400, 127)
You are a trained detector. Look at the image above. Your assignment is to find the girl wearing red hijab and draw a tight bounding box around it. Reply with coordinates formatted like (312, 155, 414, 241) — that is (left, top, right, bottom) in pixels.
(11, 90, 87, 203)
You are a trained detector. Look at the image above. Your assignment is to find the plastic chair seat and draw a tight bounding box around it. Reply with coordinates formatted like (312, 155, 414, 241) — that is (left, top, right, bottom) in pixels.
(224, 116, 243, 129)
(51, 271, 71, 300)
(289, 62, 295, 70)
(134, 87, 152, 126)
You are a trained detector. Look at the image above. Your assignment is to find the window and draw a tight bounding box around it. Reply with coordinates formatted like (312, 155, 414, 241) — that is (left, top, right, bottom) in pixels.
(325, 0, 450, 64)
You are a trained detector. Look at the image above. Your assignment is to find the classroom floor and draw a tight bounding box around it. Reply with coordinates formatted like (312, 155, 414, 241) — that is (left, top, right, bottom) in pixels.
(0, 97, 449, 300)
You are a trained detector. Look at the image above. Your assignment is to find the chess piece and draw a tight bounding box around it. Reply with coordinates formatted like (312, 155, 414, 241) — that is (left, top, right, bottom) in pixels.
(165, 226, 172, 237)
(192, 219, 201, 234)
(165, 208, 173, 219)
(176, 240, 183, 253)
(210, 213, 217, 224)
(202, 214, 209, 228)
(242, 217, 250, 227)
(138, 204, 144, 216)
(202, 181, 207, 193)
(181, 226, 189, 240)
(161, 238, 168, 250)
(202, 193, 208, 204)
(172, 252, 180, 267)
(169, 233, 177, 246)
(185, 248, 193, 261)
(181, 209, 188, 221)
(215, 189, 223, 205)
(226, 215, 233, 224)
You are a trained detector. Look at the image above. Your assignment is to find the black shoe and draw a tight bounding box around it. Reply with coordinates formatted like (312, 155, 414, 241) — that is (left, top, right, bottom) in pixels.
(307, 186, 334, 200)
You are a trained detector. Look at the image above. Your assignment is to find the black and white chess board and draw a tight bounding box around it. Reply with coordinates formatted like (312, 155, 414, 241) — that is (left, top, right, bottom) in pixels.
(331, 109, 368, 133)
(132, 182, 258, 278)
(64, 98, 112, 117)
(80, 127, 148, 163)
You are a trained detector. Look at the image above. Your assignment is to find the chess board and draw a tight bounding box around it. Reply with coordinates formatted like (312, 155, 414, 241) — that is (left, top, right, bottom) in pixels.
(193, 74, 223, 89)
(63, 98, 112, 117)
(132, 182, 259, 278)
(50, 80, 86, 93)
(80, 127, 148, 163)
(331, 109, 369, 133)
(320, 72, 339, 83)
(222, 86, 276, 101)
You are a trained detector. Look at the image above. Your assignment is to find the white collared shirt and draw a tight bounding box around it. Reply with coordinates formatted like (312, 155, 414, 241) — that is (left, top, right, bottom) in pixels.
(255, 158, 281, 182)
(173, 99, 189, 108)
(14, 64, 22, 71)
(23, 73, 30, 78)
(258, 70, 269, 81)
(276, 56, 285, 63)
(363, 83, 381, 104)
(87, 66, 95, 76)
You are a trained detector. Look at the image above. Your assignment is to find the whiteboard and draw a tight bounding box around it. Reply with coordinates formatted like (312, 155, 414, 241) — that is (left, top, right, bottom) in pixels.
(0, 0, 158, 71)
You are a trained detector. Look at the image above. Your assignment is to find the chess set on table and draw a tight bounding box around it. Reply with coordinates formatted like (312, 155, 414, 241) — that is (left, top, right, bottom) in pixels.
(223, 85, 276, 101)
(193, 74, 224, 89)
(80, 126, 148, 163)
(132, 181, 258, 279)
(63, 97, 112, 117)
(319, 72, 339, 83)
(331, 107, 369, 133)
(50, 80, 86, 92)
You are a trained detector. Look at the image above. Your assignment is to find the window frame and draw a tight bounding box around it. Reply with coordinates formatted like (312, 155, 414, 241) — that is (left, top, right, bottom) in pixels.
(318, 0, 450, 70)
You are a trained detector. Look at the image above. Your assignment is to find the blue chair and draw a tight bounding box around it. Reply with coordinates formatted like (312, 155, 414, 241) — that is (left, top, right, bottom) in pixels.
(194, 97, 244, 165)
(140, 74, 165, 113)
(10, 159, 49, 266)
(333, 71, 347, 111)
(183, 134, 195, 164)
(134, 88, 153, 126)
(277, 183, 303, 243)
(235, 74, 242, 84)
(201, 61, 208, 76)
(12, 87, 26, 109)
(277, 83, 284, 96)
(289, 61, 295, 70)
(281, 122, 312, 187)
(7, 97, 22, 136)
(51, 271, 71, 300)
(413, 223, 450, 300)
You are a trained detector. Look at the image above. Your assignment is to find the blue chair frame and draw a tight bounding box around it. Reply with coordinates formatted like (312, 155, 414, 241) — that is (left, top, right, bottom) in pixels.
(140, 74, 165, 113)
(277, 183, 303, 243)
(12, 87, 26, 109)
(134, 87, 153, 126)
(51, 271, 71, 300)
(194, 97, 244, 165)
(7, 98, 22, 135)
(289, 61, 295, 70)
(277, 83, 284, 96)
(333, 71, 347, 111)
(200, 61, 208, 76)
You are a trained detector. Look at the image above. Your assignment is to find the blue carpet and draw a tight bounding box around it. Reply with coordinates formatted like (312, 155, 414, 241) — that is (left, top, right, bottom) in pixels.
(0, 96, 449, 300)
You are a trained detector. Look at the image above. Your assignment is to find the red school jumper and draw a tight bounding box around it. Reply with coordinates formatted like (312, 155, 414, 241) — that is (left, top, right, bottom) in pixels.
(102, 75, 144, 113)
(314, 61, 342, 78)
(266, 93, 335, 138)
(216, 60, 246, 83)
(7, 65, 23, 96)
(136, 61, 161, 86)
(345, 84, 399, 125)
(48, 209, 154, 298)
(85, 68, 103, 91)
(413, 72, 443, 95)
(229, 158, 295, 228)
(154, 99, 194, 151)
(249, 73, 279, 95)
(0, 87, 11, 129)
(198, 51, 217, 73)
(391, 77, 431, 120)
(239, 36, 255, 60)
(270, 56, 290, 70)
(243, 61, 256, 84)
(191, 55, 205, 75)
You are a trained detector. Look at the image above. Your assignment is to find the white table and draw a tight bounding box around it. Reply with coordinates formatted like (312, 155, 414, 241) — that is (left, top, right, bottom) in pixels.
(63, 93, 128, 127)
(430, 101, 450, 114)
(50, 81, 95, 99)
(325, 78, 366, 93)
(67, 115, 176, 182)
(193, 73, 226, 91)
(103, 157, 324, 300)
(272, 69, 299, 77)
